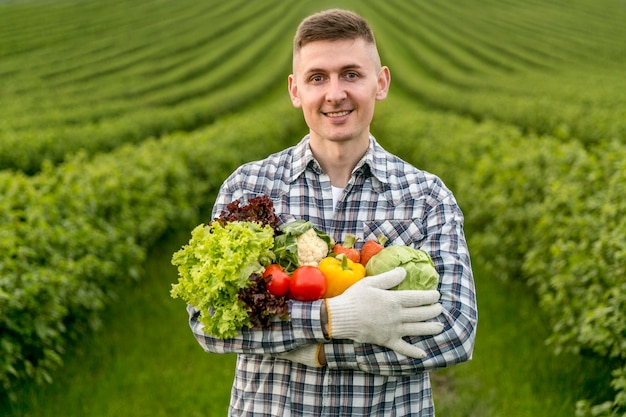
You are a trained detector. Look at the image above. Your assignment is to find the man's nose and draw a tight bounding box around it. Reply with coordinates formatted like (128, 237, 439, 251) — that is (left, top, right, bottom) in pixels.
(325, 77, 347, 103)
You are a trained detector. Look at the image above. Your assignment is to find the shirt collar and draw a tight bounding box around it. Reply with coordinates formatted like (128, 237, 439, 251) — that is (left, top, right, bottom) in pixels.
(289, 136, 318, 182)
(288, 135, 390, 185)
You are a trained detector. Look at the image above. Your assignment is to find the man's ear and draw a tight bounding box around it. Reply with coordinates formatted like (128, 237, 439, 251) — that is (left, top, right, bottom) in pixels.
(288, 74, 301, 108)
(375, 66, 391, 101)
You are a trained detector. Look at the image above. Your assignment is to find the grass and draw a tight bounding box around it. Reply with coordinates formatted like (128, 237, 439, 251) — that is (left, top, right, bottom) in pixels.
(1, 232, 614, 417)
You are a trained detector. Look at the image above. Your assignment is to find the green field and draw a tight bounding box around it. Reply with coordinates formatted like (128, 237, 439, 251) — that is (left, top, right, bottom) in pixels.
(1, 0, 625, 416)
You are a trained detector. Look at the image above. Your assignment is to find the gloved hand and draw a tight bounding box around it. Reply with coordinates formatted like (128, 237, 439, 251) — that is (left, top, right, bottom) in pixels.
(276, 344, 323, 367)
(325, 267, 443, 358)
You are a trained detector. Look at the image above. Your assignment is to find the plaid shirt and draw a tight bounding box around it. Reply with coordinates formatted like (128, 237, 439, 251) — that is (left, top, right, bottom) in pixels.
(188, 135, 477, 416)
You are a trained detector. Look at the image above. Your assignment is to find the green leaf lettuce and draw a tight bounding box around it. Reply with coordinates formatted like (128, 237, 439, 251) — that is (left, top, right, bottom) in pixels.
(170, 221, 275, 339)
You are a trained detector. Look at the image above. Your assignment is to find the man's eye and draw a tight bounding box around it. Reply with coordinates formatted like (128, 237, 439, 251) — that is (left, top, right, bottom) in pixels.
(345, 72, 359, 80)
(310, 75, 324, 83)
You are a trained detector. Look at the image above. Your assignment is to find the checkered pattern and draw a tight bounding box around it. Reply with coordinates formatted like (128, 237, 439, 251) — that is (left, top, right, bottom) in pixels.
(187, 135, 477, 416)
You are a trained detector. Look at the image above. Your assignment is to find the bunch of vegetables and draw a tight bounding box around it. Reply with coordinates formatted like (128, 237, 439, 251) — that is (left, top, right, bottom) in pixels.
(325, 234, 440, 294)
(171, 195, 440, 339)
(170, 196, 289, 339)
(257, 231, 440, 301)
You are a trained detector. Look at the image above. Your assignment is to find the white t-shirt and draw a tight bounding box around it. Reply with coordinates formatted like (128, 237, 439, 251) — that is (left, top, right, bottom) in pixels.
(331, 186, 343, 210)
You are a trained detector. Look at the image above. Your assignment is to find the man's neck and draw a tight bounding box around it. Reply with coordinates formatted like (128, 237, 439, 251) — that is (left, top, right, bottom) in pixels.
(309, 136, 369, 187)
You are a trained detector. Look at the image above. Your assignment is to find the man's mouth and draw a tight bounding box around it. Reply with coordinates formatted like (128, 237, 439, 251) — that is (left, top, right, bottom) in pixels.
(324, 110, 352, 118)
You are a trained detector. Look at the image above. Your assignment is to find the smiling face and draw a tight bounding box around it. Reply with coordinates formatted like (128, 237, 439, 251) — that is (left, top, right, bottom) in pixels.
(288, 38, 390, 147)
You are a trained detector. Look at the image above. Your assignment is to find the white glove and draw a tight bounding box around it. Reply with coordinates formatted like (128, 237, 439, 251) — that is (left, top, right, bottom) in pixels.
(276, 344, 323, 367)
(326, 267, 443, 358)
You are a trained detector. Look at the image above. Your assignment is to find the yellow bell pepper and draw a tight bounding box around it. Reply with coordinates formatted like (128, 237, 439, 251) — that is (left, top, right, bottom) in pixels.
(318, 254, 366, 298)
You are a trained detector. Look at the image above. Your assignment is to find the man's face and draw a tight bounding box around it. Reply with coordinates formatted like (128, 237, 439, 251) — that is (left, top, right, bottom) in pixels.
(288, 38, 390, 145)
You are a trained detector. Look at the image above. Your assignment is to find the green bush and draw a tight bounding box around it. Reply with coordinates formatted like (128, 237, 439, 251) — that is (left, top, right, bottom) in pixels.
(525, 140, 626, 416)
(0, 97, 303, 399)
(374, 94, 626, 415)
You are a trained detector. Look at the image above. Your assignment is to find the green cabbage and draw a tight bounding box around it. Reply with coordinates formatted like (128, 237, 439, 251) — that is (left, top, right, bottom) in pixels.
(365, 246, 439, 290)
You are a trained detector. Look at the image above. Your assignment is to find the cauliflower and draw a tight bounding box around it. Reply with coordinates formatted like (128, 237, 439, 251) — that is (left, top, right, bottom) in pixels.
(273, 220, 334, 272)
(296, 228, 331, 266)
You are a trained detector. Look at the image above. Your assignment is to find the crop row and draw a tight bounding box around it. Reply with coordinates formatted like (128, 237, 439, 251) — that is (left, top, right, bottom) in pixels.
(437, 0, 626, 66)
(0, 0, 301, 173)
(3, 1, 280, 103)
(0, 92, 305, 400)
(0, 1, 231, 68)
(372, 94, 626, 416)
(362, 0, 626, 145)
(3, 0, 625, 175)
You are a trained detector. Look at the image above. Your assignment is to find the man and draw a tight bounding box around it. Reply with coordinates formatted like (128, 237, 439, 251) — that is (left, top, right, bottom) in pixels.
(187, 8, 477, 416)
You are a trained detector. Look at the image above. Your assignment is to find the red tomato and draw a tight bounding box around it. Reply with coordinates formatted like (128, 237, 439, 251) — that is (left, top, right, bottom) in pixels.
(263, 264, 291, 297)
(289, 266, 327, 301)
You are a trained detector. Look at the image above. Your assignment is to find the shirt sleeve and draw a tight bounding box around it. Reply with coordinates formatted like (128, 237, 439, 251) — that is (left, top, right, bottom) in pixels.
(324, 192, 478, 376)
(187, 299, 329, 355)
